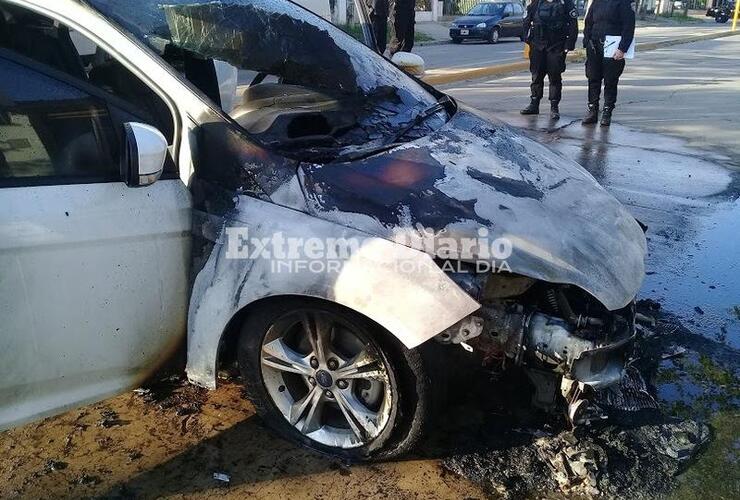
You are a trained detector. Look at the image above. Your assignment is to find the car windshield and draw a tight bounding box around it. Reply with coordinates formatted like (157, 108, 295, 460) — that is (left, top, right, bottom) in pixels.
(85, 0, 448, 162)
(467, 3, 506, 15)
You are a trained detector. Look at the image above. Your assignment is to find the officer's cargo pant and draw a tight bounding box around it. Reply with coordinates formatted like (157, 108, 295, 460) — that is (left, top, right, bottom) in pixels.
(585, 39, 626, 107)
(365, 0, 389, 54)
(390, 0, 415, 55)
(529, 45, 567, 103)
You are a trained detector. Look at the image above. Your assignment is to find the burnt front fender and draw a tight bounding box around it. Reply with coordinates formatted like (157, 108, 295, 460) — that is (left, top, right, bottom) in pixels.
(186, 195, 479, 389)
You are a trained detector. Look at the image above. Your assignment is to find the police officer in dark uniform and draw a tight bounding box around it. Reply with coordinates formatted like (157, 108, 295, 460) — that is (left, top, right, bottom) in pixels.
(582, 0, 636, 126)
(520, 0, 579, 120)
(364, 0, 416, 56)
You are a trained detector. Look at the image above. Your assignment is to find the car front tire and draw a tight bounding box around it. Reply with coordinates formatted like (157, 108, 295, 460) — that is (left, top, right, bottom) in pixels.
(489, 26, 500, 44)
(451, 37, 462, 44)
(237, 298, 432, 461)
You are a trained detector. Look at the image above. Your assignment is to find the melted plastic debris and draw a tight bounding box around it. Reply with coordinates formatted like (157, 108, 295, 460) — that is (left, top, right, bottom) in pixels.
(596, 365, 660, 412)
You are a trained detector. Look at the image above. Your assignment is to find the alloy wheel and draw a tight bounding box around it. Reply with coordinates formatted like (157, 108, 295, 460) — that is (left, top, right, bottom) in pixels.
(260, 310, 393, 449)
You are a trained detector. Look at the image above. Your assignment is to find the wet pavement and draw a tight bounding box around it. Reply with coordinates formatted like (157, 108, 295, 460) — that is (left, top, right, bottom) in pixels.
(1, 36, 739, 500)
(434, 34, 740, 499)
(417, 23, 728, 72)
(443, 35, 740, 349)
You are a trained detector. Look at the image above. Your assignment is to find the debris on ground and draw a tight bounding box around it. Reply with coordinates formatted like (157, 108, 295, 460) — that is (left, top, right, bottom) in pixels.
(596, 366, 660, 413)
(134, 374, 207, 418)
(44, 460, 68, 472)
(444, 407, 710, 499)
(212, 471, 231, 483)
(442, 301, 734, 500)
(97, 408, 126, 428)
(661, 343, 688, 360)
(75, 472, 101, 486)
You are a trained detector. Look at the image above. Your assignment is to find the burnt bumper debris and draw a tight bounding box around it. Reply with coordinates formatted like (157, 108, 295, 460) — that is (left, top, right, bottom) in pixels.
(444, 418, 710, 499)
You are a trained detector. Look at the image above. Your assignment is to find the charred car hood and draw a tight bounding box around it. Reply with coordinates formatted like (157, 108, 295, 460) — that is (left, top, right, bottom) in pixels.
(289, 107, 646, 311)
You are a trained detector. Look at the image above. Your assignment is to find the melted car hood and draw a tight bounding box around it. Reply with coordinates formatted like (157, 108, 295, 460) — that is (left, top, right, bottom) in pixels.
(283, 107, 646, 311)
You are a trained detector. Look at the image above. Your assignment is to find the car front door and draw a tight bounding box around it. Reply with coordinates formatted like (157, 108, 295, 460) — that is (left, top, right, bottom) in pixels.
(0, 1, 192, 430)
(501, 3, 517, 37)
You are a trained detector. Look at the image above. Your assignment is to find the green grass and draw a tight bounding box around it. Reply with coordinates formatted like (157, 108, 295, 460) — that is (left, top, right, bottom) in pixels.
(670, 412, 740, 500)
(659, 354, 740, 499)
(339, 23, 434, 44)
(414, 30, 434, 42)
(659, 12, 704, 22)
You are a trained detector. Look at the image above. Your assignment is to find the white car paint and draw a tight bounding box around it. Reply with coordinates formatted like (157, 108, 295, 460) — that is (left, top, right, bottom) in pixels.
(0, 181, 191, 430)
(0, 0, 480, 429)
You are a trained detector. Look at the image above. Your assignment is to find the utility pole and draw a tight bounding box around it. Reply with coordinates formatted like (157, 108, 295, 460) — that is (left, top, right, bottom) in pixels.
(733, 0, 740, 30)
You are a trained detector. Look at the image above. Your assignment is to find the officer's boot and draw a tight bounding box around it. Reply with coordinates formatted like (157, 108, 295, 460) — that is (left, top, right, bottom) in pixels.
(550, 101, 560, 120)
(581, 102, 599, 125)
(600, 105, 614, 127)
(520, 98, 540, 115)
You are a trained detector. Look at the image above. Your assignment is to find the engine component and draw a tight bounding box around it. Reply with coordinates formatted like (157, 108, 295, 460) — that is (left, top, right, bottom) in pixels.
(478, 304, 634, 390)
(436, 315, 485, 344)
(482, 274, 536, 301)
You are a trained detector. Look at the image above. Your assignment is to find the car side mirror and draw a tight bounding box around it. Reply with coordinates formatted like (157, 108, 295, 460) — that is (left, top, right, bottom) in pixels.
(121, 122, 168, 187)
(502, 12, 510, 18)
(391, 52, 426, 77)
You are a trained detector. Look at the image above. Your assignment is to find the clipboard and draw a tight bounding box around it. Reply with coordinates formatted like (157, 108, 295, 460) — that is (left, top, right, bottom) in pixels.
(603, 35, 635, 59)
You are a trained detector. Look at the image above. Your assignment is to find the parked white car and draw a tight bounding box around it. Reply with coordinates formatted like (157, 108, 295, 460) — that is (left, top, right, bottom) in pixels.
(0, 0, 646, 461)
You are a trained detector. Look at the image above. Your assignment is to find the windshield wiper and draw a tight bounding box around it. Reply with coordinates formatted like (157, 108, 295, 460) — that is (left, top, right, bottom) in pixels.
(386, 95, 452, 145)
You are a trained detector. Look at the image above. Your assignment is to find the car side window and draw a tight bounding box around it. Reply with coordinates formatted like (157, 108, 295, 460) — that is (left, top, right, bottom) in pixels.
(504, 3, 515, 16)
(0, 3, 174, 145)
(0, 2, 177, 186)
(514, 3, 524, 15)
(0, 57, 118, 184)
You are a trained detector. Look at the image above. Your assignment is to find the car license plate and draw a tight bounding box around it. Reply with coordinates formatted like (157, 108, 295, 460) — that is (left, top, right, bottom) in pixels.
(460, 29, 469, 35)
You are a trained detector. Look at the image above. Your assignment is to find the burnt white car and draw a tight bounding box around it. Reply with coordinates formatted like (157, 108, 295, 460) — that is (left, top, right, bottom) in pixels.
(0, 0, 646, 460)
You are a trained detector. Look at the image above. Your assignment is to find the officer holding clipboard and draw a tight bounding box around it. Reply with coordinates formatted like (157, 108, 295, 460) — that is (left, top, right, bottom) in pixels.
(582, 0, 636, 126)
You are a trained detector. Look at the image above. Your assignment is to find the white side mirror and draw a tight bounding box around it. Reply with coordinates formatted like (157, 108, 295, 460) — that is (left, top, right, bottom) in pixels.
(391, 52, 426, 77)
(121, 122, 168, 187)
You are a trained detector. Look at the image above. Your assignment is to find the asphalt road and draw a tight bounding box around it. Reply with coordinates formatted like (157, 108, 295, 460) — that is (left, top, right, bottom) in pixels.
(441, 34, 740, 347)
(417, 23, 729, 71)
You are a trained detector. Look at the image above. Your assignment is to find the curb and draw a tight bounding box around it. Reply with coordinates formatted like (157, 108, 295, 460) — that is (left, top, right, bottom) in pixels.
(423, 30, 739, 86)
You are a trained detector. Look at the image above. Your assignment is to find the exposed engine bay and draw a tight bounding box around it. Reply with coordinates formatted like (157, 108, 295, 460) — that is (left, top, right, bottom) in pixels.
(230, 82, 448, 163)
(437, 271, 638, 425)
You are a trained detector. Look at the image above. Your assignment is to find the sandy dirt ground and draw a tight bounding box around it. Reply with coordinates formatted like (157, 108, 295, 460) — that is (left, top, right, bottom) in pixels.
(0, 376, 486, 499)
